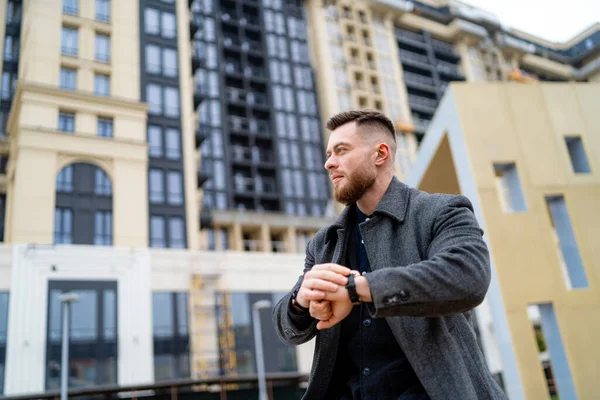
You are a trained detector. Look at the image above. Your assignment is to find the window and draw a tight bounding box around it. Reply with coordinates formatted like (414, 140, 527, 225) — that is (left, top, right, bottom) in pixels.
(167, 171, 183, 205)
(45, 281, 117, 390)
(168, 217, 185, 248)
(63, 0, 78, 15)
(95, 169, 112, 195)
(147, 84, 162, 114)
(1, 72, 15, 99)
(94, 211, 112, 245)
(162, 48, 178, 77)
(148, 125, 163, 157)
(145, 45, 161, 74)
(149, 169, 165, 203)
(144, 8, 160, 35)
(545, 195, 588, 289)
(152, 292, 190, 380)
(97, 117, 113, 138)
(59, 67, 76, 90)
(161, 12, 176, 38)
(95, 34, 110, 62)
(54, 208, 73, 244)
(94, 74, 110, 96)
(96, 0, 110, 22)
(3, 36, 18, 61)
(150, 216, 166, 247)
(56, 166, 74, 192)
(58, 112, 75, 133)
(565, 136, 591, 173)
(527, 303, 577, 400)
(493, 163, 527, 213)
(164, 87, 180, 117)
(61, 27, 78, 56)
(165, 128, 181, 159)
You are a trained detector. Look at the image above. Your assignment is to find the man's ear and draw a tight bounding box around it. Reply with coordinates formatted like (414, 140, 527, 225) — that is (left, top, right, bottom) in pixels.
(375, 143, 390, 166)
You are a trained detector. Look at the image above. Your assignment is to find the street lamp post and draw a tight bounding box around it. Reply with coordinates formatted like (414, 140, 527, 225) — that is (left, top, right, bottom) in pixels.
(59, 292, 79, 400)
(252, 299, 272, 400)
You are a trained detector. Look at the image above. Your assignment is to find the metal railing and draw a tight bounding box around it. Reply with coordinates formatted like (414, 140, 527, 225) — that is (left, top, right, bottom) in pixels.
(399, 49, 429, 65)
(404, 71, 434, 86)
(226, 87, 245, 103)
(408, 94, 437, 110)
(397, 29, 424, 43)
(2, 373, 309, 400)
(247, 92, 267, 106)
(436, 60, 462, 76)
(225, 61, 242, 75)
(431, 39, 456, 56)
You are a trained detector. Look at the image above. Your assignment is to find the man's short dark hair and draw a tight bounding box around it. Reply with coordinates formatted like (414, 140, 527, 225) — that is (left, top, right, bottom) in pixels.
(325, 109, 396, 143)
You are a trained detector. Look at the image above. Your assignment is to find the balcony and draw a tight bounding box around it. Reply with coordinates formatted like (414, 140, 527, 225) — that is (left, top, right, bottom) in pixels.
(195, 123, 210, 148)
(245, 39, 263, 53)
(229, 116, 250, 133)
(250, 119, 270, 136)
(232, 146, 253, 163)
(221, 9, 239, 22)
(399, 50, 431, 69)
(244, 65, 266, 80)
(243, 15, 261, 27)
(226, 87, 246, 103)
(234, 176, 255, 193)
(191, 47, 204, 72)
(436, 60, 464, 79)
(199, 208, 213, 230)
(247, 92, 268, 107)
(256, 177, 277, 194)
(403, 71, 436, 92)
(190, 16, 201, 39)
(197, 169, 210, 188)
(396, 29, 426, 48)
(412, 115, 430, 133)
(408, 94, 437, 113)
(194, 83, 209, 108)
(225, 61, 243, 75)
(223, 36, 242, 49)
(431, 39, 458, 59)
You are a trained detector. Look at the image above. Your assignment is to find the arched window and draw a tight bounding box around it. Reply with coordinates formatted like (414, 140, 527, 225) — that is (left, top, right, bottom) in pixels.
(54, 163, 113, 245)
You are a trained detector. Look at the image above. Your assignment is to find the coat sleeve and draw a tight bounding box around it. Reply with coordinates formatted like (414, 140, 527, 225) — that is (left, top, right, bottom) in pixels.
(272, 237, 319, 346)
(365, 195, 491, 318)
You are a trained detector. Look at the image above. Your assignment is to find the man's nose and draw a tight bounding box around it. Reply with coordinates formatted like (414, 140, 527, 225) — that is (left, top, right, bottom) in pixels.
(324, 155, 337, 171)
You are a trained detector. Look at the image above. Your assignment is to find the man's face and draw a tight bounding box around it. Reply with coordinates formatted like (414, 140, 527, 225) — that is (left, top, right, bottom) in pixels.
(324, 122, 377, 205)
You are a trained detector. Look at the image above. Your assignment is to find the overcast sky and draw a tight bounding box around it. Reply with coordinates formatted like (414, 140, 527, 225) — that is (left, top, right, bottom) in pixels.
(461, 0, 599, 43)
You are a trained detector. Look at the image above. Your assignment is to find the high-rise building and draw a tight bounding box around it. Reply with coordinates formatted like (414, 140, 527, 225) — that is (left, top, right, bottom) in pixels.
(305, 0, 599, 182)
(0, 0, 597, 397)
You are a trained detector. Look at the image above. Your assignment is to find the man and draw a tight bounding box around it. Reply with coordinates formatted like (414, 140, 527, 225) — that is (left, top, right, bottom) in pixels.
(272, 110, 507, 400)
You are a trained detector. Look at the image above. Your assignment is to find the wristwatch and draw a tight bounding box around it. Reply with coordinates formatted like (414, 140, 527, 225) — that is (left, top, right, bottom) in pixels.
(291, 287, 310, 314)
(346, 271, 361, 305)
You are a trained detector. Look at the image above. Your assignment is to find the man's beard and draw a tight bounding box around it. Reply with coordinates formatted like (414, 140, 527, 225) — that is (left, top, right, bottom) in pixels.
(333, 165, 376, 205)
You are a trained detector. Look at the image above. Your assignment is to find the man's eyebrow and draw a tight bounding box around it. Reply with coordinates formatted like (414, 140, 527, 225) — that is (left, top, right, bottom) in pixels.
(326, 142, 351, 155)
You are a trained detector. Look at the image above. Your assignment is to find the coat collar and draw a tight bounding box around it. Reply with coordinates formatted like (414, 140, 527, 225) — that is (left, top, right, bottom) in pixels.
(325, 177, 410, 241)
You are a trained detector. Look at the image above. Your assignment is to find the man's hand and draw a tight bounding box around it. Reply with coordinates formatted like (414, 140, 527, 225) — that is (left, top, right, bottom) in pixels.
(315, 288, 353, 330)
(309, 300, 332, 321)
(295, 264, 351, 308)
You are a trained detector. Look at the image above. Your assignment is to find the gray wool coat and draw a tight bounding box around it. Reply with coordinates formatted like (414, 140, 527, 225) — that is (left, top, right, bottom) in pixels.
(272, 178, 508, 400)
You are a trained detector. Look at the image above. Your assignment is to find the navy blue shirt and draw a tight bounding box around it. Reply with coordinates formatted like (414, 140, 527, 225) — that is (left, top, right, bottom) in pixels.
(327, 206, 428, 399)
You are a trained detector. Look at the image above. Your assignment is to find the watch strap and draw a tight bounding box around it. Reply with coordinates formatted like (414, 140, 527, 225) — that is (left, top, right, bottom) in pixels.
(291, 287, 310, 314)
(346, 273, 361, 305)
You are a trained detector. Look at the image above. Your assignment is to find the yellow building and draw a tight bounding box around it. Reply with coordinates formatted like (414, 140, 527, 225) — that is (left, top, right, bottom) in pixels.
(407, 81, 600, 400)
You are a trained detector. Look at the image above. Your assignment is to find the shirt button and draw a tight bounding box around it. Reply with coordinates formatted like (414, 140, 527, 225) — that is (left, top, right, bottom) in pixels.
(363, 318, 371, 327)
(362, 367, 371, 376)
